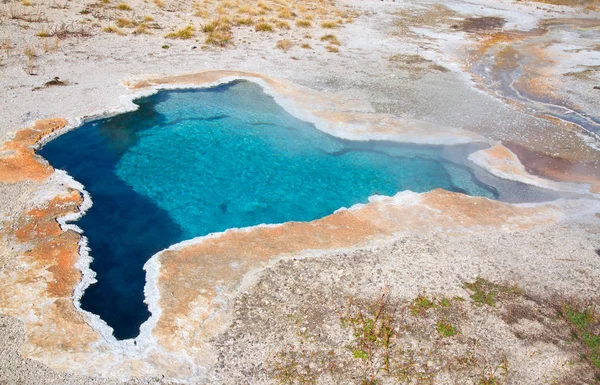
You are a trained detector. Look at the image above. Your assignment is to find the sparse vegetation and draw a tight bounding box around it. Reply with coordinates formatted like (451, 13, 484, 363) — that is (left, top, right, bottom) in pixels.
(320, 33, 340, 45)
(165, 25, 195, 39)
(133, 24, 151, 35)
(265, 281, 600, 385)
(463, 277, 521, 307)
(103, 25, 125, 35)
(36, 27, 51, 37)
(233, 16, 253, 26)
(116, 2, 131, 11)
(276, 20, 290, 29)
(23, 46, 37, 59)
(255, 22, 273, 32)
(295, 20, 311, 28)
(205, 30, 232, 47)
(115, 17, 134, 28)
(275, 39, 293, 51)
(340, 286, 398, 383)
(321, 20, 338, 28)
(202, 19, 232, 46)
(560, 304, 600, 368)
(436, 320, 457, 337)
(409, 295, 436, 316)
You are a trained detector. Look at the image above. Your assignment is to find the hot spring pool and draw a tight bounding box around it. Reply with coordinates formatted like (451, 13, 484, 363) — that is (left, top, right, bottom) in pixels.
(40, 80, 500, 340)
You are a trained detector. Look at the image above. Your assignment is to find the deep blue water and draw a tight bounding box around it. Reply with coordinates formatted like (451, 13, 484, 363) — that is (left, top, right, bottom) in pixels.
(39, 80, 497, 340)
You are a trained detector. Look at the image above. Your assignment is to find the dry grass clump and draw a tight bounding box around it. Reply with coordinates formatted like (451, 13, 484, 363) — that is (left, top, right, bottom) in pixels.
(103, 25, 125, 35)
(23, 46, 37, 59)
(202, 18, 233, 46)
(115, 17, 135, 28)
(320, 20, 338, 28)
(41, 38, 60, 53)
(276, 20, 290, 29)
(320, 33, 340, 45)
(295, 19, 311, 28)
(300, 43, 311, 49)
(36, 27, 51, 37)
(205, 30, 232, 46)
(325, 45, 339, 53)
(133, 24, 152, 35)
(277, 8, 296, 19)
(231, 16, 252, 26)
(164, 25, 195, 39)
(40, 22, 93, 39)
(116, 2, 131, 11)
(203, 17, 232, 31)
(255, 22, 273, 32)
(275, 39, 293, 51)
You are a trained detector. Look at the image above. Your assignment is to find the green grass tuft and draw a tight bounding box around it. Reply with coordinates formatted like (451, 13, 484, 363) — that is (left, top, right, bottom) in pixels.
(436, 321, 457, 337)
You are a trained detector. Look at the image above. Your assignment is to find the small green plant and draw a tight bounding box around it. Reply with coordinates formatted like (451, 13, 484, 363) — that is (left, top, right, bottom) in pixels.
(463, 277, 520, 307)
(561, 304, 600, 368)
(341, 287, 398, 383)
(255, 22, 273, 32)
(268, 349, 318, 384)
(439, 297, 451, 308)
(409, 295, 435, 316)
(161, 44, 170, 49)
(436, 321, 457, 337)
(23, 46, 36, 59)
(165, 25, 195, 39)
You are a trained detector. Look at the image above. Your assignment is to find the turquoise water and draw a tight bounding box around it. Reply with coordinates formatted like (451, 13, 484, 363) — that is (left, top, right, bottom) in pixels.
(39, 80, 497, 340)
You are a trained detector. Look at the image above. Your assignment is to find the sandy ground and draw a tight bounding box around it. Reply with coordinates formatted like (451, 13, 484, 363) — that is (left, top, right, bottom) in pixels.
(1, 0, 600, 383)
